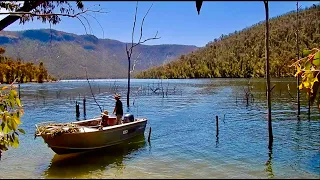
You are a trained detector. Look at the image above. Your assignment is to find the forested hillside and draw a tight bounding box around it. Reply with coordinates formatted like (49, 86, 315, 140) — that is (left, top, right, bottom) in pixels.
(0, 47, 55, 84)
(0, 29, 198, 79)
(135, 5, 320, 79)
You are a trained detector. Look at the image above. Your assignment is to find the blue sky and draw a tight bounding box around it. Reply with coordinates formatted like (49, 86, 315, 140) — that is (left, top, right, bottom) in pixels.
(1, 1, 318, 47)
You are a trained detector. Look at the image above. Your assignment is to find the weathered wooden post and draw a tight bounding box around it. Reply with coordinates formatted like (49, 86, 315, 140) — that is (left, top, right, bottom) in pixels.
(83, 97, 86, 118)
(148, 127, 152, 143)
(216, 115, 219, 137)
(76, 101, 80, 118)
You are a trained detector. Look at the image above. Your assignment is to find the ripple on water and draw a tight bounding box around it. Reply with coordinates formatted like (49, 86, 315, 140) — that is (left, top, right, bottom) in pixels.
(0, 79, 319, 179)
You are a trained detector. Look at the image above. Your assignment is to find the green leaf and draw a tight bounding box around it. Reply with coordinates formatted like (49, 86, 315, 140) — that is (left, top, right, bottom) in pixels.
(3, 123, 10, 134)
(0, 104, 5, 111)
(7, 98, 15, 108)
(303, 49, 312, 57)
(7, 119, 13, 130)
(12, 135, 19, 148)
(10, 134, 14, 143)
(313, 51, 320, 66)
(9, 90, 17, 98)
(0, 122, 5, 132)
(18, 128, 25, 134)
(15, 98, 21, 107)
(13, 114, 21, 125)
(304, 60, 312, 70)
(11, 117, 18, 130)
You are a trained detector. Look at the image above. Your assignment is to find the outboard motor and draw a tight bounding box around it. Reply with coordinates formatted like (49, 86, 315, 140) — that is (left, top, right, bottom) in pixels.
(123, 114, 134, 123)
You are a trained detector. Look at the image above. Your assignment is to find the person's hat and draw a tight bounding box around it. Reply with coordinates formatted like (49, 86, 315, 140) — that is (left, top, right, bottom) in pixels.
(101, 110, 109, 116)
(114, 93, 121, 99)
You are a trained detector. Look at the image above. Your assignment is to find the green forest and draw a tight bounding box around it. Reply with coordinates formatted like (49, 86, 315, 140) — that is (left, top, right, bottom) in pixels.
(0, 47, 56, 84)
(135, 5, 320, 79)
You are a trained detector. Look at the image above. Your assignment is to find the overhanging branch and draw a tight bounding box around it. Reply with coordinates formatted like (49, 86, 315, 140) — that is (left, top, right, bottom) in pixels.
(0, 0, 45, 31)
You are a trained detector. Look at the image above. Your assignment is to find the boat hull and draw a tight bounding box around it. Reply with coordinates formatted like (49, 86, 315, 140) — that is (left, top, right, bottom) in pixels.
(40, 118, 147, 155)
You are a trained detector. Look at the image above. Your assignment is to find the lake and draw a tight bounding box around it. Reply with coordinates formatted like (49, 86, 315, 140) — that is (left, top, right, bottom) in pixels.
(0, 78, 319, 179)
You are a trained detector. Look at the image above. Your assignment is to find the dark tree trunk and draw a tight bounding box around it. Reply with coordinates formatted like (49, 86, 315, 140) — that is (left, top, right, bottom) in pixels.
(296, 1, 301, 116)
(127, 56, 131, 108)
(264, 0, 273, 150)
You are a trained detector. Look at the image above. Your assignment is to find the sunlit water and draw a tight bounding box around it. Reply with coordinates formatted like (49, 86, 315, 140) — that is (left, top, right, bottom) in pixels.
(0, 78, 319, 179)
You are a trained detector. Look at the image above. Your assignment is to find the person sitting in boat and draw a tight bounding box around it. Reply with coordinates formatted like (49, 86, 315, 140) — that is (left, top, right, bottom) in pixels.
(113, 93, 123, 125)
(100, 110, 109, 127)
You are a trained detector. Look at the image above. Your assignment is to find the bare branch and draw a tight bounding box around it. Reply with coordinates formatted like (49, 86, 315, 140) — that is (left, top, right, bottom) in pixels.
(131, 52, 142, 73)
(85, 13, 105, 39)
(130, 1, 139, 58)
(129, 35, 161, 52)
(84, 67, 102, 112)
(138, 3, 153, 43)
(79, 14, 93, 34)
(0, 9, 109, 18)
(75, 16, 88, 34)
(126, 2, 160, 109)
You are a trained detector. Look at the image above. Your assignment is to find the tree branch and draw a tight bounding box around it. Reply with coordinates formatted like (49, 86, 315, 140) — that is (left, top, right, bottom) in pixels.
(84, 67, 102, 113)
(130, 1, 139, 58)
(128, 2, 160, 58)
(0, 9, 109, 18)
(75, 16, 88, 34)
(0, 8, 109, 35)
(138, 3, 153, 44)
(125, 1, 160, 109)
(79, 14, 93, 34)
(85, 13, 105, 38)
(0, 0, 45, 31)
(129, 35, 160, 52)
(131, 52, 141, 73)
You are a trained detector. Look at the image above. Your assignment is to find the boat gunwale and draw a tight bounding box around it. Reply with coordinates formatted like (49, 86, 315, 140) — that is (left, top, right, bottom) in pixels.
(39, 118, 148, 136)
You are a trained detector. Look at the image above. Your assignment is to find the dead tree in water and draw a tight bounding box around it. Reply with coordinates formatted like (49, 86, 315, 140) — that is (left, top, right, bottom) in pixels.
(243, 79, 254, 105)
(296, 1, 301, 116)
(126, 1, 160, 109)
(195, 0, 273, 149)
(264, 0, 273, 150)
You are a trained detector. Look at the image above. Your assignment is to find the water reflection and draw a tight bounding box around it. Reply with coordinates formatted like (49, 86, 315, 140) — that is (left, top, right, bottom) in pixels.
(43, 135, 146, 179)
(265, 149, 274, 179)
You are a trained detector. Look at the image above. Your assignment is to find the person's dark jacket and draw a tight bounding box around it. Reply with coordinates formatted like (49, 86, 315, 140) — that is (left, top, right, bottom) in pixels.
(115, 99, 123, 116)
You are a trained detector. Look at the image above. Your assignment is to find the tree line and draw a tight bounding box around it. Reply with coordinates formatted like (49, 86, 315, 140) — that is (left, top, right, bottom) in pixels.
(0, 47, 56, 84)
(135, 5, 320, 79)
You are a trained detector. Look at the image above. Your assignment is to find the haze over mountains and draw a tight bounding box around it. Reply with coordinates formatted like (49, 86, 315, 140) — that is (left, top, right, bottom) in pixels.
(0, 29, 198, 79)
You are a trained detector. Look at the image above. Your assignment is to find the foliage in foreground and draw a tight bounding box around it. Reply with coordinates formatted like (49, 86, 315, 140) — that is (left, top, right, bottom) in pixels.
(0, 82, 25, 159)
(291, 48, 320, 110)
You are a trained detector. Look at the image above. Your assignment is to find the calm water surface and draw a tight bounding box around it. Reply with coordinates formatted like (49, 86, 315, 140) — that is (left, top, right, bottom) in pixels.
(0, 78, 319, 179)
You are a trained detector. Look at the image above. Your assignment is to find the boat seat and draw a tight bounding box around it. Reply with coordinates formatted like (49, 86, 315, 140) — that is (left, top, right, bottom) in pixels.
(79, 126, 98, 132)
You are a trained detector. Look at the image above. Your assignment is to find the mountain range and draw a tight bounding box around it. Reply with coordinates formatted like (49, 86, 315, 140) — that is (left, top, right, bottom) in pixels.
(0, 29, 198, 79)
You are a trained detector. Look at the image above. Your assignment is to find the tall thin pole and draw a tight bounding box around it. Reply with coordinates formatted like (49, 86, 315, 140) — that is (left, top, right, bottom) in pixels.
(127, 56, 131, 109)
(264, 0, 273, 150)
(296, 1, 301, 117)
